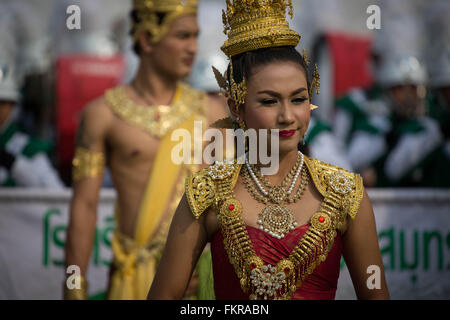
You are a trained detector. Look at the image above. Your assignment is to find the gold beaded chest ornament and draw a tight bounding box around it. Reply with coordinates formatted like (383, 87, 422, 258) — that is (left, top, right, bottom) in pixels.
(212, 0, 320, 111)
(132, 0, 198, 44)
(186, 157, 363, 300)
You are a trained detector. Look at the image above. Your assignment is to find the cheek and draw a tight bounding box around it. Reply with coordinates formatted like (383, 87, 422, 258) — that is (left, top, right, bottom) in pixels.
(157, 42, 182, 62)
(295, 107, 310, 125)
(243, 107, 276, 129)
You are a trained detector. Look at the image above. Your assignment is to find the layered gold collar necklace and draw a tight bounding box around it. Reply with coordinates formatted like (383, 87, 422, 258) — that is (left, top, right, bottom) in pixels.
(241, 151, 309, 239)
(104, 83, 206, 138)
(208, 156, 345, 300)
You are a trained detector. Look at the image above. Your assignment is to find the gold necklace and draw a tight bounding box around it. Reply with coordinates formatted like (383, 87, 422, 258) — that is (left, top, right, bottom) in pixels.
(185, 158, 362, 299)
(105, 83, 206, 138)
(212, 159, 347, 300)
(242, 152, 308, 239)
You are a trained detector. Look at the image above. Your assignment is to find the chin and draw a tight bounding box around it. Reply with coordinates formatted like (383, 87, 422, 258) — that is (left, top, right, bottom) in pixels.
(178, 66, 193, 79)
(277, 142, 300, 156)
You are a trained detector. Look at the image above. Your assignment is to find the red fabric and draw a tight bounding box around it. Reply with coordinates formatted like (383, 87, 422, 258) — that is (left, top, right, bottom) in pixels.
(211, 224, 343, 300)
(55, 55, 124, 181)
(325, 32, 374, 97)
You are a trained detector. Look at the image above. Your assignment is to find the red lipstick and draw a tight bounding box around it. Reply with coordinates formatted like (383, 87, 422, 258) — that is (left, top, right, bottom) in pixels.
(183, 57, 194, 66)
(279, 130, 296, 138)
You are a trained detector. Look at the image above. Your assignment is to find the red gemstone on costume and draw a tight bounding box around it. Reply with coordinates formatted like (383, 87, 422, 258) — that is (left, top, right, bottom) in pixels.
(250, 263, 256, 270)
(318, 216, 325, 223)
(284, 267, 290, 274)
(228, 204, 235, 211)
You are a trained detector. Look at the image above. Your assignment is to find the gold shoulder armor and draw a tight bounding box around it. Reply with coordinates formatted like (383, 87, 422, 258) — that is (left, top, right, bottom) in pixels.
(185, 160, 240, 219)
(304, 156, 364, 219)
(185, 168, 216, 220)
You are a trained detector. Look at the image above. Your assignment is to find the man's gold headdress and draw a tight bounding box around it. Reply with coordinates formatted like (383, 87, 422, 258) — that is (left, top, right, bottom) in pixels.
(132, 0, 198, 44)
(213, 0, 319, 109)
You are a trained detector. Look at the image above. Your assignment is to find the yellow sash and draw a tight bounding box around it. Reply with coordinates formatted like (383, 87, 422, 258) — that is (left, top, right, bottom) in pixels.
(107, 87, 206, 300)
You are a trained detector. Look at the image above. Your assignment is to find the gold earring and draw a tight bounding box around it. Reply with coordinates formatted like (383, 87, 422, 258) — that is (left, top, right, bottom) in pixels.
(239, 121, 246, 131)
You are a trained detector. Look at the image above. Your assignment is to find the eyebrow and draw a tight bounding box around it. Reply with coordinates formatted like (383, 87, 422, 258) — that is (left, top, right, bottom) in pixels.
(175, 29, 199, 36)
(257, 88, 307, 98)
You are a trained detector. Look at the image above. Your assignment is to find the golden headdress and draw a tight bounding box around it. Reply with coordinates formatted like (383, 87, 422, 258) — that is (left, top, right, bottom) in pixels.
(221, 0, 300, 58)
(132, 0, 198, 44)
(212, 0, 319, 111)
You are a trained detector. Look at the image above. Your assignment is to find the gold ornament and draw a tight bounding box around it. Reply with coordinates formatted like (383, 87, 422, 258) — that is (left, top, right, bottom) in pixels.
(105, 83, 206, 138)
(63, 275, 88, 300)
(72, 147, 105, 182)
(185, 169, 216, 220)
(221, 0, 300, 58)
(329, 171, 355, 195)
(309, 64, 321, 98)
(185, 155, 365, 300)
(302, 48, 310, 66)
(214, 158, 343, 300)
(242, 152, 309, 239)
(132, 0, 198, 44)
(214, 0, 300, 107)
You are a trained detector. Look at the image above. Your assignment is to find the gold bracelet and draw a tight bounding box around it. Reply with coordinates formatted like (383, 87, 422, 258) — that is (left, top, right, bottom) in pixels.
(72, 147, 105, 182)
(63, 275, 88, 300)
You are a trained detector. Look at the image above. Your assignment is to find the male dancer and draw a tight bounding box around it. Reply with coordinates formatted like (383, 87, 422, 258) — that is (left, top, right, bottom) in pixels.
(65, 0, 227, 299)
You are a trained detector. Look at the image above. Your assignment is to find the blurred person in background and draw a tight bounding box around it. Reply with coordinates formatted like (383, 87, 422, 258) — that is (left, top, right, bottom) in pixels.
(427, 49, 450, 187)
(427, 52, 450, 188)
(425, 0, 450, 188)
(334, 55, 443, 188)
(65, 0, 227, 300)
(302, 114, 353, 172)
(2, 1, 54, 141)
(333, 67, 388, 188)
(0, 59, 64, 188)
(370, 56, 442, 187)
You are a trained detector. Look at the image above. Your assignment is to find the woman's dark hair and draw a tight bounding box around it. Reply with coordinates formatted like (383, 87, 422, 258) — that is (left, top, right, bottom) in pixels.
(227, 46, 311, 98)
(130, 10, 167, 55)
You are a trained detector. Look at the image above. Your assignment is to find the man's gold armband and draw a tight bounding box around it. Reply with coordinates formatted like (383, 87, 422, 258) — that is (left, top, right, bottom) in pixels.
(63, 275, 88, 300)
(72, 147, 105, 182)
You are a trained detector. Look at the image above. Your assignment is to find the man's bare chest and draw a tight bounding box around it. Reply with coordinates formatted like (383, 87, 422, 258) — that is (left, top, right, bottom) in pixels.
(106, 117, 160, 164)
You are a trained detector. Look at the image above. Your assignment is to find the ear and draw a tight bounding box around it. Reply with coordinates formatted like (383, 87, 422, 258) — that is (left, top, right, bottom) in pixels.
(137, 31, 153, 54)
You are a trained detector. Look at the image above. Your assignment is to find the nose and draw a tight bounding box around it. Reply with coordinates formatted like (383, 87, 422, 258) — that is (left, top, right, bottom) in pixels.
(277, 101, 295, 126)
(187, 36, 198, 55)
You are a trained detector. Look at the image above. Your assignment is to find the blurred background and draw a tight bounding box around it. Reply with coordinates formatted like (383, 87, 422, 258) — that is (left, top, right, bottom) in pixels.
(0, 0, 449, 299)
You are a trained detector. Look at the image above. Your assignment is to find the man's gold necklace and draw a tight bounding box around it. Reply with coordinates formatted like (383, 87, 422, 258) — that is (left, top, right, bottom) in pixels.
(242, 151, 309, 239)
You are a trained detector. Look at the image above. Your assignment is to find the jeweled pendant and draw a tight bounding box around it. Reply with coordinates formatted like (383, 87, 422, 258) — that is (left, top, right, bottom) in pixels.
(257, 204, 297, 239)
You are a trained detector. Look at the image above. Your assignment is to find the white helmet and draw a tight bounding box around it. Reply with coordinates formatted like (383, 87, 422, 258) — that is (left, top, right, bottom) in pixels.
(0, 61, 19, 103)
(377, 55, 427, 88)
(189, 52, 229, 93)
(429, 49, 450, 88)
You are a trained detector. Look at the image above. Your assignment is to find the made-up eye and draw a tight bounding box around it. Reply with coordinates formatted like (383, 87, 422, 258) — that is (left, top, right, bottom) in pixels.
(292, 97, 308, 104)
(260, 99, 277, 105)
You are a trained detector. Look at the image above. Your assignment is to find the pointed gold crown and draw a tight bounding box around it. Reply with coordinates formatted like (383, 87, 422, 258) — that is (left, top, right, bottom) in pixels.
(221, 0, 300, 58)
(212, 0, 320, 113)
(132, 0, 198, 44)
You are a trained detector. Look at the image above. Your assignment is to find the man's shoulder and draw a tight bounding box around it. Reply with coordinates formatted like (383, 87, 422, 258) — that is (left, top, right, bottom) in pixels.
(77, 92, 116, 140)
(81, 93, 115, 122)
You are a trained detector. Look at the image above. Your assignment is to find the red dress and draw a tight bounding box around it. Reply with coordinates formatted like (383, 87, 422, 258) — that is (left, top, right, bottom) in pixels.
(211, 224, 343, 300)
